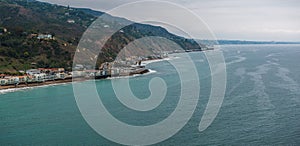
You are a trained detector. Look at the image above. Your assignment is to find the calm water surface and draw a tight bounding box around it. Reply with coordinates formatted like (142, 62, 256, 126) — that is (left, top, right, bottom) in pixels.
(1, 45, 300, 145)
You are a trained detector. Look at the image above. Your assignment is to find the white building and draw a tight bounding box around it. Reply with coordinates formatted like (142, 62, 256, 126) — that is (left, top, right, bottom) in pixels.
(37, 34, 53, 40)
(6, 77, 17, 85)
(56, 73, 65, 80)
(26, 69, 40, 75)
(0, 79, 8, 85)
(71, 71, 85, 77)
(67, 19, 75, 23)
(33, 73, 46, 82)
(74, 64, 84, 70)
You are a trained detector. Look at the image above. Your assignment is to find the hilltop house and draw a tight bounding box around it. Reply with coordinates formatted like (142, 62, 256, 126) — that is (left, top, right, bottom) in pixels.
(0, 27, 7, 35)
(37, 34, 53, 40)
(67, 19, 75, 23)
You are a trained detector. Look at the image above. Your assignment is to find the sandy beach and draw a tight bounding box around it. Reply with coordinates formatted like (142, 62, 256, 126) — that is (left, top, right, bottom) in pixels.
(0, 78, 74, 91)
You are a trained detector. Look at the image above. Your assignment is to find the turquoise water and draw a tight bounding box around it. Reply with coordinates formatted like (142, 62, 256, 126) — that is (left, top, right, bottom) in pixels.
(1, 45, 300, 145)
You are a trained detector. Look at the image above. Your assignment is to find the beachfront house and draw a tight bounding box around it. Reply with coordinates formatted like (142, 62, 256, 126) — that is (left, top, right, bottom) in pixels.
(74, 64, 84, 70)
(58, 68, 65, 72)
(26, 76, 35, 83)
(71, 71, 85, 78)
(84, 70, 100, 77)
(0, 74, 5, 79)
(45, 74, 56, 81)
(1, 76, 29, 85)
(26, 69, 40, 75)
(95, 71, 102, 77)
(110, 68, 120, 76)
(0, 79, 8, 86)
(56, 73, 65, 80)
(101, 70, 109, 76)
(18, 76, 28, 83)
(33, 73, 46, 82)
(6, 77, 18, 85)
(39, 67, 64, 73)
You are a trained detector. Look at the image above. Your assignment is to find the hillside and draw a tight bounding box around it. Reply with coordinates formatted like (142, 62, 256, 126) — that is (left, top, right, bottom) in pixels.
(217, 40, 300, 45)
(199, 39, 300, 45)
(0, 0, 201, 73)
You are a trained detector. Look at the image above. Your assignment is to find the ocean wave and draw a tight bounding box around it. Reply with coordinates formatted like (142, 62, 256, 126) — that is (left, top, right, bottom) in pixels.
(265, 52, 280, 58)
(142, 56, 179, 66)
(0, 82, 70, 95)
(226, 56, 247, 65)
(0, 87, 32, 94)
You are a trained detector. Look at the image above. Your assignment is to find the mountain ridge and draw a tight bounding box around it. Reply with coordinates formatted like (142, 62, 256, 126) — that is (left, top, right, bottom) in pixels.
(0, 0, 201, 73)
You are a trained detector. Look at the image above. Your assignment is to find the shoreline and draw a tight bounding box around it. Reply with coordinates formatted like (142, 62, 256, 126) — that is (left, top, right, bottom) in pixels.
(0, 69, 152, 93)
(0, 78, 74, 91)
(0, 56, 175, 93)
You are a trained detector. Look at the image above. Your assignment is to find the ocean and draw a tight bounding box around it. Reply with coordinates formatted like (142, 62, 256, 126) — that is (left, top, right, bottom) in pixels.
(1, 45, 300, 145)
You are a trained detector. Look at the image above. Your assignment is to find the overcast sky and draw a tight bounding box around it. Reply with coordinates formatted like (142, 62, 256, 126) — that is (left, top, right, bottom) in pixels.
(39, 0, 300, 41)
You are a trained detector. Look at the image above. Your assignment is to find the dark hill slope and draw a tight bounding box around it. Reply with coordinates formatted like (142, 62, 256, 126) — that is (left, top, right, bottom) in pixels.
(0, 0, 201, 73)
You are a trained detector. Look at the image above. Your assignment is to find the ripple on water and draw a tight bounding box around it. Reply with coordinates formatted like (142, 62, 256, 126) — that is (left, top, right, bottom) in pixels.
(270, 67, 300, 104)
(247, 64, 275, 110)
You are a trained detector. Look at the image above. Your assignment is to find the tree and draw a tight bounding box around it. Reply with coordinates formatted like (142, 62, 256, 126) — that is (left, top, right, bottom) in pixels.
(23, 51, 29, 58)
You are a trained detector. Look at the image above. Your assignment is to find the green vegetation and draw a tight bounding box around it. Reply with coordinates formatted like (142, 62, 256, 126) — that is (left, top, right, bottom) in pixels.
(0, 0, 201, 73)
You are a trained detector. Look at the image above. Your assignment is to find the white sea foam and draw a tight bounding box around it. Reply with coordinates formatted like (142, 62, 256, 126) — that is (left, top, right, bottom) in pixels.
(266, 60, 280, 66)
(226, 56, 247, 65)
(247, 64, 275, 110)
(271, 67, 300, 104)
(141, 58, 169, 66)
(0, 88, 30, 94)
(0, 82, 70, 95)
(141, 56, 180, 66)
(146, 69, 157, 74)
(266, 52, 280, 58)
(226, 68, 246, 98)
(225, 62, 276, 112)
(233, 63, 277, 129)
(107, 76, 132, 80)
